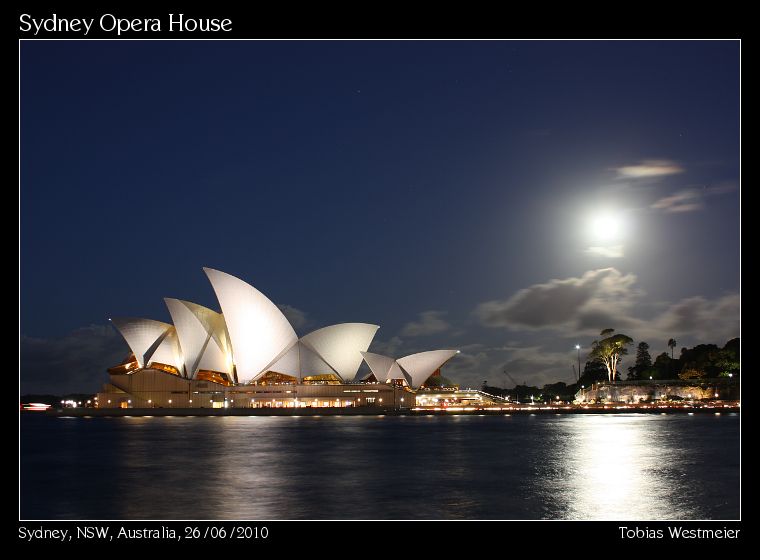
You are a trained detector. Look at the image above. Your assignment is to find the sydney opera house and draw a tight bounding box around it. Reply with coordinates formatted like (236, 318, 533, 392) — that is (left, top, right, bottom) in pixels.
(96, 268, 459, 410)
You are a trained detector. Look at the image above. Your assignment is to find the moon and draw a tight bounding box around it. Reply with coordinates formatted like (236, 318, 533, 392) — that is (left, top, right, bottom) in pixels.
(589, 211, 624, 241)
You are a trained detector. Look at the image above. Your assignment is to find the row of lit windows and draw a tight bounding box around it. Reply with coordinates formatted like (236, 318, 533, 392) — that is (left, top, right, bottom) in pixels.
(98, 396, 402, 408)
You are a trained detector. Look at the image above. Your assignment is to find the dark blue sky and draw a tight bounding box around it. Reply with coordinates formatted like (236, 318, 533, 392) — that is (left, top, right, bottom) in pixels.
(20, 40, 740, 393)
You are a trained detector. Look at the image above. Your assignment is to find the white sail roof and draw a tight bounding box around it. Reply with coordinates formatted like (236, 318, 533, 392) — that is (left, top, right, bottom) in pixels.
(262, 342, 301, 379)
(164, 298, 232, 379)
(297, 343, 337, 378)
(110, 267, 458, 389)
(181, 300, 232, 357)
(359, 351, 395, 382)
(301, 323, 379, 382)
(397, 350, 460, 389)
(110, 317, 175, 368)
(204, 267, 297, 384)
(388, 362, 407, 383)
(262, 341, 337, 381)
(147, 328, 184, 373)
(360, 349, 458, 387)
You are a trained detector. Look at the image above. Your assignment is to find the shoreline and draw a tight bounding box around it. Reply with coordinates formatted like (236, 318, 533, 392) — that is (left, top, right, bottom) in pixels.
(32, 405, 740, 418)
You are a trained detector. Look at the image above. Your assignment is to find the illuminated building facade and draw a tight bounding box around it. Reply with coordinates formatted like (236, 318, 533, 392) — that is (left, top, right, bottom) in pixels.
(97, 268, 458, 409)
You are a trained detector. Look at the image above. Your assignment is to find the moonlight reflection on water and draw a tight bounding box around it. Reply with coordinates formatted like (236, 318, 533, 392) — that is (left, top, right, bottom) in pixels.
(21, 413, 738, 520)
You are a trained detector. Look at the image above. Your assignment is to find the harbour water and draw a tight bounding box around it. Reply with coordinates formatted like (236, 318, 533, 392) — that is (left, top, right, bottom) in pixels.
(20, 413, 739, 520)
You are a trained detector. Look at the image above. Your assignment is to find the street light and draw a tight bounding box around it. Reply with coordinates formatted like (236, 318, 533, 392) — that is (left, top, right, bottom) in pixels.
(575, 345, 582, 384)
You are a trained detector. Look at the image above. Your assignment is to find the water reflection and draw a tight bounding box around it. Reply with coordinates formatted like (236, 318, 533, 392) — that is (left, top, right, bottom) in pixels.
(20, 413, 739, 520)
(534, 414, 740, 519)
(544, 415, 683, 519)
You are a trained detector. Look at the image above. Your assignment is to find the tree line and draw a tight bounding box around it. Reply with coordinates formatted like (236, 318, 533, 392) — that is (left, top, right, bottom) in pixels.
(482, 333, 739, 403)
(582, 332, 739, 385)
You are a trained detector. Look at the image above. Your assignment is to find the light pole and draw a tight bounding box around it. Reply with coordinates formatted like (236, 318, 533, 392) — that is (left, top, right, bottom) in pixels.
(575, 345, 581, 384)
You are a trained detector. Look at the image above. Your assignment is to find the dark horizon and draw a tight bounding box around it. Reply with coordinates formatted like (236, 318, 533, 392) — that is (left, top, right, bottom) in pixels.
(21, 40, 740, 394)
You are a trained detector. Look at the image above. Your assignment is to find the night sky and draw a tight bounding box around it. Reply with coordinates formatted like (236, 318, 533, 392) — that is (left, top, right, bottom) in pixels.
(20, 40, 740, 393)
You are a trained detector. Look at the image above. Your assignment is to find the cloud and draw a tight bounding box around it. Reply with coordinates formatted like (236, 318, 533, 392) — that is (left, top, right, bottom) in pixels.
(585, 245, 624, 258)
(616, 159, 684, 179)
(463, 273, 738, 389)
(652, 293, 739, 343)
(21, 324, 128, 395)
(277, 304, 309, 330)
(368, 336, 404, 357)
(652, 182, 737, 213)
(457, 343, 487, 352)
(442, 350, 491, 385)
(475, 268, 639, 333)
(464, 291, 737, 389)
(400, 310, 451, 337)
(651, 189, 703, 213)
(498, 346, 579, 388)
(705, 181, 737, 196)
(446, 344, 579, 390)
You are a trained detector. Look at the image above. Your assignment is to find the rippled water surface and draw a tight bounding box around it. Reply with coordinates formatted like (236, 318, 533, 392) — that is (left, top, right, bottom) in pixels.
(20, 413, 739, 519)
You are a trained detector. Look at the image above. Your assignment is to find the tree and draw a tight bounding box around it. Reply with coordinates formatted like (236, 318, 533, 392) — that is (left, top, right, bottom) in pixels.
(579, 359, 607, 386)
(589, 328, 634, 383)
(632, 341, 652, 380)
(723, 337, 739, 358)
(652, 352, 674, 380)
(679, 343, 720, 377)
(543, 381, 570, 400)
(427, 375, 455, 388)
(667, 338, 677, 360)
(716, 338, 739, 378)
(679, 368, 705, 380)
(509, 384, 541, 403)
(666, 338, 678, 378)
